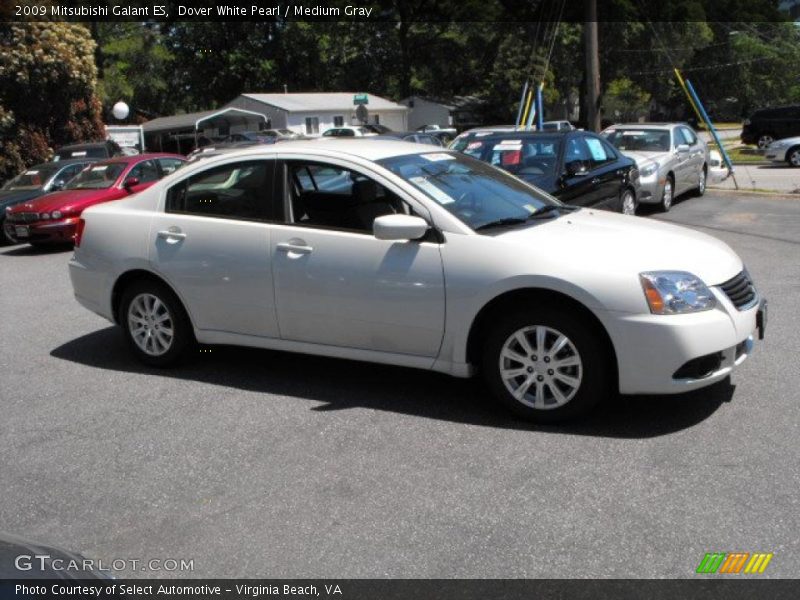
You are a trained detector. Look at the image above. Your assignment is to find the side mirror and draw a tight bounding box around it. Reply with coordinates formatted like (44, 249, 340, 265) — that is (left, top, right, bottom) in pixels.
(373, 214, 429, 241)
(564, 160, 587, 177)
(50, 179, 65, 191)
(676, 144, 690, 153)
(123, 176, 140, 191)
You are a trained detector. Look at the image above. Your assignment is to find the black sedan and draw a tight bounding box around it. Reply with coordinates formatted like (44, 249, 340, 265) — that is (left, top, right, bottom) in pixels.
(1, 159, 95, 244)
(456, 130, 639, 214)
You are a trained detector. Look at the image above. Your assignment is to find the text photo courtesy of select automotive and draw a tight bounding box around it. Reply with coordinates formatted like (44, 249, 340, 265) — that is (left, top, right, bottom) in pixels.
(1, 0, 799, 591)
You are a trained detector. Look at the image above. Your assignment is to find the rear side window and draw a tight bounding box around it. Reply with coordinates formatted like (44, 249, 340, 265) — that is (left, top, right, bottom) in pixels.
(128, 160, 160, 183)
(157, 158, 184, 176)
(166, 160, 276, 222)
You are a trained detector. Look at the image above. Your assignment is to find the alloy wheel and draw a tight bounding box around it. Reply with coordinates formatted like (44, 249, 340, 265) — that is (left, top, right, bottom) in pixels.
(498, 325, 583, 410)
(662, 179, 673, 210)
(698, 169, 706, 194)
(789, 149, 800, 167)
(621, 190, 636, 215)
(757, 135, 774, 150)
(127, 292, 174, 356)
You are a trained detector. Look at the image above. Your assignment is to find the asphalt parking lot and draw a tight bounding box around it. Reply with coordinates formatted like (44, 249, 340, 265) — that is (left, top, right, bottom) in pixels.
(1, 190, 798, 579)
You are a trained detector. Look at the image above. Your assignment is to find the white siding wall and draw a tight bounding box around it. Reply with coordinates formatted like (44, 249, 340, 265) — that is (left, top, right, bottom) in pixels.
(285, 110, 408, 136)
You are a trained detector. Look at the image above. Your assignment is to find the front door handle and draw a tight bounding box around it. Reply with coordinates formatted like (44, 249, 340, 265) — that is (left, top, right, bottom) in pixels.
(277, 241, 313, 255)
(157, 227, 186, 242)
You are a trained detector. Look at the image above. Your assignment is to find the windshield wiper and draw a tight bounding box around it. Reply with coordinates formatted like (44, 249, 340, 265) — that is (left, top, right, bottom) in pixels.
(474, 217, 528, 231)
(527, 204, 579, 219)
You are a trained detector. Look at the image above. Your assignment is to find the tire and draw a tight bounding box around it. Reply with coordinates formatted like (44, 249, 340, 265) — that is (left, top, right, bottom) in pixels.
(481, 306, 611, 423)
(0, 218, 12, 246)
(119, 279, 195, 367)
(659, 175, 674, 212)
(619, 187, 636, 215)
(694, 165, 707, 197)
(788, 147, 800, 168)
(757, 134, 774, 150)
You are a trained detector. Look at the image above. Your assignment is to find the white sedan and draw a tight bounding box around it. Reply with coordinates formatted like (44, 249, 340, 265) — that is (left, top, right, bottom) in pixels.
(68, 141, 766, 422)
(764, 137, 800, 167)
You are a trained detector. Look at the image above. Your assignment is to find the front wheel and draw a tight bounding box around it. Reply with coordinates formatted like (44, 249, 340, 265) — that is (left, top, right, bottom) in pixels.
(694, 166, 707, 196)
(619, 188, 636, 215)
(788, 148, 800, 168)
(482, 307, 611, 422)
(757, 134, 774, 150)
(659, 176, 674, 212)
(119, 280, 194, 367)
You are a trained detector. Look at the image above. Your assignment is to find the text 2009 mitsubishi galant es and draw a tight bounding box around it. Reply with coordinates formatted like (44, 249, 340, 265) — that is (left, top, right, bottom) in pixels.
(68, 140, 767, 422)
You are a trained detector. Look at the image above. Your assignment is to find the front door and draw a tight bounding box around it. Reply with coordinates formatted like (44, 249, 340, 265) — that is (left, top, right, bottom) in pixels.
(271, 159, 446, 357)
(150, 158, 280, 338)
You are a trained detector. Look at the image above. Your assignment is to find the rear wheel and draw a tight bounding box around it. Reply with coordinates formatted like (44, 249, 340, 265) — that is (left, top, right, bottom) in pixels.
(119, 279, 194, 367)
(694, 165, 707, 196)
(757, 134, 774, 150)
(481, 306, 610, 422)
(659, 175, 674, 212)
(619, 188, 636, 215)
(788, 147, 800, 168)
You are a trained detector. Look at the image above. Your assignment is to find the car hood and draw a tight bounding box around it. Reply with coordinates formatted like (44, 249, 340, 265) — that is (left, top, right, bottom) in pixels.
(9, 188, 116, 214)
(771, 136, 800, 147)
(494, 209, 741, 285)
(0, 188, 45, 209)
(617, 150, 668, 168)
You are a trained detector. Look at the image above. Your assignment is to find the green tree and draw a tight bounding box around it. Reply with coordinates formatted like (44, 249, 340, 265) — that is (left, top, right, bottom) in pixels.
(0, 22, 103, 182)
(602, 77, 651, 121)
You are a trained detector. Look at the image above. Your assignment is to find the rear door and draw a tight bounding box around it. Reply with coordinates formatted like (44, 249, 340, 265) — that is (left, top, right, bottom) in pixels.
(149, 159, 280, 338)
(677, 126, 704, 193)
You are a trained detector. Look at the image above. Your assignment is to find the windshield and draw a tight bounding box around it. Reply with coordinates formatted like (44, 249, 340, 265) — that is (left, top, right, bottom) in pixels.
(1, 164, 60, 190)
(65, 163, 126, 190)
(377, 152, 560, 232)
(55, 146, 108, 161)
(603, 128, 671, 152)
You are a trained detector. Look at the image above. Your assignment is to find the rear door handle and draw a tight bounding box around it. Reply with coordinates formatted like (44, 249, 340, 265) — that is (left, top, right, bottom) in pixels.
(157, 228, 186, 241)
(277, 242, 313, 255)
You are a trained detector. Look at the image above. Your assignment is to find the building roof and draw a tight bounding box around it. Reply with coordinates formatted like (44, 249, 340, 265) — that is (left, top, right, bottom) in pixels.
(142, 108, 267, 133)
(240, 93, 408, 113)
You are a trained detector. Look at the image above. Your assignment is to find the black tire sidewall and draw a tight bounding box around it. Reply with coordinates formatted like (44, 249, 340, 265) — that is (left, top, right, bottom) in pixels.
(660, 177, 673, 212)
(619, 188, 636, 215)
(481, 306, 610, 422)
(119, 280, 194, 367)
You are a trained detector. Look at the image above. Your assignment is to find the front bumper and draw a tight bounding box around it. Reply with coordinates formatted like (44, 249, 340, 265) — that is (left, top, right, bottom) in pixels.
(635, 173, 663, 204)
(4, 217, 79, 244)
(764, 148, 788, 163)
(607, 289, 764, 395)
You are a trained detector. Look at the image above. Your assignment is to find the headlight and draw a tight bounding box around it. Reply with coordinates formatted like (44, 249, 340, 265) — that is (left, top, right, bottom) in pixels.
(51, 210, 62, 219)
(40, 212, 50, 220)
(639, 163, 658, 177)
(640, 271, 716, 314)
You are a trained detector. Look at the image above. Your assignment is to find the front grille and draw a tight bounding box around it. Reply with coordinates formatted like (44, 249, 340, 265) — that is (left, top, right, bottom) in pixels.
(8, 212, 39, 223)
(719, 271, 757, 310)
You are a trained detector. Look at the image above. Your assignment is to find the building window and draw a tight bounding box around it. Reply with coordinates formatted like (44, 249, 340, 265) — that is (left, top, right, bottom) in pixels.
(305, 117, 319, 135)
(372, 114, 380, 125)
(333, 115, 344, 127)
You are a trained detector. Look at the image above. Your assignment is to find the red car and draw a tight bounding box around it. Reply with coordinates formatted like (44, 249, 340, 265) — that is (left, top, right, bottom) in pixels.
(4, 154, 184, 246)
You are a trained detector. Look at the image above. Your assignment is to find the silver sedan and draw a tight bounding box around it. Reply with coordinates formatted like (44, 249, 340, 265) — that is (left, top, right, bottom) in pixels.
(764, 136, 800, 167)
(602, 123, 710, 211)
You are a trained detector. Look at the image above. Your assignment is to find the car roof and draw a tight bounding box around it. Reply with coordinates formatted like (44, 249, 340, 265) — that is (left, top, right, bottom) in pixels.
(91, 153, 184, 166)
(606, 123, 685, 130)
(56, 142, 110, 151)
(183, 139, 450, 163)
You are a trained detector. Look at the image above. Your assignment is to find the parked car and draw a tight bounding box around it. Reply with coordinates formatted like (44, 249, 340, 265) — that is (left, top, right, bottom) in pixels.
(1, 159, 96, 244)
(458, 130, 639, 214)
(52, 140, 124, 161)
(416, 124, 458, 144)
(371, 131, 444, 146)
(764, 136, 800, 167)
(448, 125, 517, 153)
(602, 123, 711, 212)
(5, 154, 184, 246)
(362, 124, 392, 134)
(741, 104, 800, 149)
(321, 126, 377, 138)
(542, 120, 576, 132)
(262, 128, 303, 139)
(68, 140, 765, 423)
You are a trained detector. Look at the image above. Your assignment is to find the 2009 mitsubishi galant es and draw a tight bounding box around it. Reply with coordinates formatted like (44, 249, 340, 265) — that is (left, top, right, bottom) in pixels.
(69, 141, 767, 422)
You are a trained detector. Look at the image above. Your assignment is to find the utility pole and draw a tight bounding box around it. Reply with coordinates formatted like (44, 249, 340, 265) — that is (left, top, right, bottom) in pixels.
(584, 0, 601, 132)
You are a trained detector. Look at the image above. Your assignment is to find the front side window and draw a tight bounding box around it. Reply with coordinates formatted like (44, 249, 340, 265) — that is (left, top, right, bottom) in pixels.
(166, 160, 275, 221)
(305, 117, 319, 135)
(65, 163, 127, 189)
(678, 127, 698, 146)
(378, 152, 559, 232)
(157, 158, 185, 176)
(128, 160, 160, 183)
(286, 160, 409, 233)
(584, 136, 613, 168)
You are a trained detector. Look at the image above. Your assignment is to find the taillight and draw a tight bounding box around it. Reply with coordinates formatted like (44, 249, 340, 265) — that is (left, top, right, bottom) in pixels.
(74, 218, 86, 247)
